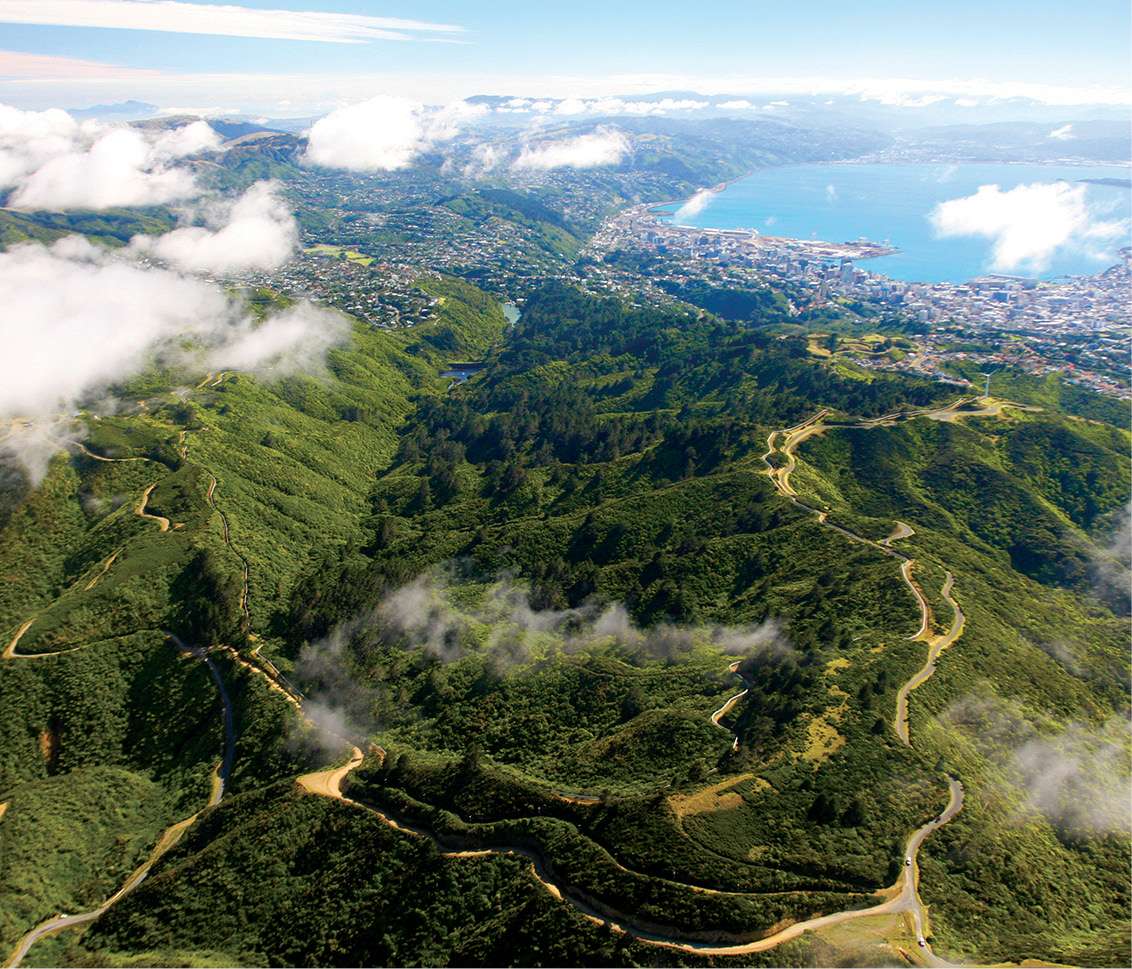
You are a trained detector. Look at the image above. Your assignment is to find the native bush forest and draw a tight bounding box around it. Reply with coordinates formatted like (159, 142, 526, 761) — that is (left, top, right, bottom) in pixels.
(1, 202, 1129, 969)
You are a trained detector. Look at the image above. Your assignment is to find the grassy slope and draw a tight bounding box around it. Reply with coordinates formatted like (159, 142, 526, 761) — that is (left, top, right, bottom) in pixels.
(0, 281, 507, 961)
(794, 408, 1130, 963)
(1, 278, 1126, 966)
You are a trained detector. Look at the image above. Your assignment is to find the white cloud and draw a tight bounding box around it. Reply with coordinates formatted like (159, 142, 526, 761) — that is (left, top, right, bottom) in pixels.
(861, 91, 947, 108)
(554, 98, 588, 116)
(1, 107, 220, 209)
(1049, 123, 1075, 141)
(204, 302, 348, 373)
(2, 67, 1130, 120)
(1009, 719, 1131, 837)
(0, 237, 230, 420)
(301, 95, 474, 171)
(672, 188, 716, 223)
(463, 143, 506, 176)
(930, 181, 1129, 273)
(0, 102, 81, 185)
(498, 96, 712, 118)
(0, 1, 463, 43)
(132, 181, 296, 273)
(513, 128, 629, 170)
(11, 127, 200, 208)
(0, 236, 348, 428)
(938, 696, 1131, 837)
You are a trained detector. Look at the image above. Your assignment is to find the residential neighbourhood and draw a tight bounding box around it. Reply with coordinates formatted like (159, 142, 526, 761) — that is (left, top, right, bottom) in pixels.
(200, 188, 1129, 402)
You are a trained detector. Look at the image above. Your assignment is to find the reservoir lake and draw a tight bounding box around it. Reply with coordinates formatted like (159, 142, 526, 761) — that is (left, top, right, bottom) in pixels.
(654, 163, 1131, 285)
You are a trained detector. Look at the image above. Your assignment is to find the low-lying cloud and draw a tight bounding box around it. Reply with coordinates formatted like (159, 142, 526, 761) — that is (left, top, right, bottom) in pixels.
(289, 568, 794, 751)
(1086, 502, 1132, 615)
(1, 103, 219, 209)
(0, 235, 349, 479)
(131, 181, 297, 273)
(0, 102, 81, 185)
(488, 97, 723, 118)
(513, 128, 629, 171)
(300, 567, 792, 682)
(935, 694, 1131, 837)
(1010, 719, 1131, 837)
(301, 96, 482, 171)
(929, 181, 1128, 274)
(672, 188, 716, 223)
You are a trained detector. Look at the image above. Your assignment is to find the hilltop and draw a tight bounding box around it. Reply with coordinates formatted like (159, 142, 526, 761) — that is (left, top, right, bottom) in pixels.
(0, 119, 1128, 969)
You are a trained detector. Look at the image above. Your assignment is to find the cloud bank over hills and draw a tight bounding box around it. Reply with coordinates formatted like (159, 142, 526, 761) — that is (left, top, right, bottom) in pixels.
(131, 181, 297, 273)
(0, 107, 347, 481)
(300, 96, 638, 173)
(0, 235, 348, 421)
(0, 105, 218, 208)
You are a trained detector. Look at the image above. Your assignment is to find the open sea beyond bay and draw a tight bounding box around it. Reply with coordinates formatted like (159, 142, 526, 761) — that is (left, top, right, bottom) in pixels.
(655, 163, 1132, 285)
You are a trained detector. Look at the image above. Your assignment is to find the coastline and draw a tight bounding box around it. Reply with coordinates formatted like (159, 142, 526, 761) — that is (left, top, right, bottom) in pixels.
(644, 160, 1128, 279)
(648, 171, 754, 218)
(642, 190, 900, 262)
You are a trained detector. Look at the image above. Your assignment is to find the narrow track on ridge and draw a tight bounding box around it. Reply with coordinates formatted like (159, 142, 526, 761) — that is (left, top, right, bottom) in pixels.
(4, 395, 991, 965)
(293, 400, 986, 963)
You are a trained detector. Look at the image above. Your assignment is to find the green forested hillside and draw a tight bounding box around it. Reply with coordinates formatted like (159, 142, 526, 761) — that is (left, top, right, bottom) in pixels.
(1, 276, 1127, 968)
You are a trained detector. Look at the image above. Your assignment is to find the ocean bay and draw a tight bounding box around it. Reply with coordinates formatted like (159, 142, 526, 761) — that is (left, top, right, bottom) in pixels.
(656, 163, 1132, 284)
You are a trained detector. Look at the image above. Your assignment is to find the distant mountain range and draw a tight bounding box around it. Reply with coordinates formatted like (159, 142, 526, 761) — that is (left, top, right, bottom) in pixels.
(69, 92, 1132, 166)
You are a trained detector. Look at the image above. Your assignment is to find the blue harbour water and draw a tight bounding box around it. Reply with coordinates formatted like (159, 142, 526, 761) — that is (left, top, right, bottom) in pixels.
(655, 164, 1132, 285)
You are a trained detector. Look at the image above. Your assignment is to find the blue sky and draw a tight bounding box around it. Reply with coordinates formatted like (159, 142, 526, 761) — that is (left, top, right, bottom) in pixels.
(0, 0, 1128, 115)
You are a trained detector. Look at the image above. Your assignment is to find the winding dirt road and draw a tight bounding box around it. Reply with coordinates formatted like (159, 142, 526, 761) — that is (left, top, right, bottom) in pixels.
(709, 662, 746, 750)
(134, 484, 170, 532)
(755, 403, 983, 960)
(298, 746, 365, 799)
(895, 573, 964, 746)
(4, 632, 235, 969)
(5, 398, 992, 965)
(286, 402, 983, 963)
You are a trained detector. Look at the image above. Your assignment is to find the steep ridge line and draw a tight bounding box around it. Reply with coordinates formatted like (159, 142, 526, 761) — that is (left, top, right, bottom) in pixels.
(182, 432, 306, 704)
(292, 403, 980, 962)
(8, 399, 981, 962)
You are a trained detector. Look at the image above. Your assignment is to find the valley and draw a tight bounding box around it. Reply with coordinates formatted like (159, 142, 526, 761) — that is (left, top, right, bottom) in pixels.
(0, 107, 1128, 969)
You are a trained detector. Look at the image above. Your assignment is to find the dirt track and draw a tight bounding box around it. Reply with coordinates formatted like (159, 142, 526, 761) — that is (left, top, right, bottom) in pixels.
(298, 746, 364, 799)
(285, 402, 983, 962)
